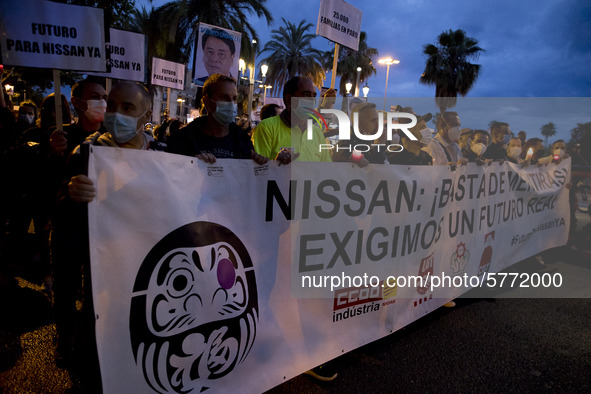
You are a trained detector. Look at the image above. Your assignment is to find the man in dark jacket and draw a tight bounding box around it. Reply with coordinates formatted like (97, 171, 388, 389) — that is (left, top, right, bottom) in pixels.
(483, 122, 510, 161)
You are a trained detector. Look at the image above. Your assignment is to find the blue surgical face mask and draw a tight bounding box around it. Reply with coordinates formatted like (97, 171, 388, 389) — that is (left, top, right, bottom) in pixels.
(104, 111, 145, 143)
(212, 101, 237, 126)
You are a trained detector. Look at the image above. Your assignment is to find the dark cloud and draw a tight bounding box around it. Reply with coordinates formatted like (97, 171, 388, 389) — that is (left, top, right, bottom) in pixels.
(144, 0, 591, 114)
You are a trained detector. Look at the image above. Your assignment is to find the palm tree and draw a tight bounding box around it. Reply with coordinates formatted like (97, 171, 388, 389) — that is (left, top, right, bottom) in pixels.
(322, 31, 378, 96)
(420, 29, 484, 112)
(148, 0, 273, 69)
(541, 122, 557, 147)
(130, 5, 188, 64)
(260, 18, 326, 96)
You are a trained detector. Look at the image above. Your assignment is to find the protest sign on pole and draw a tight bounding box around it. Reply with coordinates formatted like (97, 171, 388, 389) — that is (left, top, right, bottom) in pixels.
(316, 0, 362, 51)
(89, 28, 146, 82)
(88, 146, 573, 393)
(0, 0, 106, 72)
(151, 57, 185, 90)
(192, 23, 242, 86)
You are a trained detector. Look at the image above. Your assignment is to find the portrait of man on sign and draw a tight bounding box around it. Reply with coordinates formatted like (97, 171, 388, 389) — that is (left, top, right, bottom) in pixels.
(194, 23, 241, 85)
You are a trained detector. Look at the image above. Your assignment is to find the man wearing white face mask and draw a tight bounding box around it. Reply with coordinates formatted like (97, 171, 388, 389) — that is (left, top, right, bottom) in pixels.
(505, 137, 523, 164)
(16, 101, 37, 134)
(424, 111, 467, 167)
(49, 78, 107, 158)
(537, 139, 570, 165)
(462, 129, 490, 164)
(167, 74, 268, 165)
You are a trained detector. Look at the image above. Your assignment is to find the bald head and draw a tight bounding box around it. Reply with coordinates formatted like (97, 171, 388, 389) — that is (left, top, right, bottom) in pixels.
(108, 81, 151, 114)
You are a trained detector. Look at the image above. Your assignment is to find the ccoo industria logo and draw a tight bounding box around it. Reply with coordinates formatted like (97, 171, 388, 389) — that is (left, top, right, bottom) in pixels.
(130, 222, 258, 393)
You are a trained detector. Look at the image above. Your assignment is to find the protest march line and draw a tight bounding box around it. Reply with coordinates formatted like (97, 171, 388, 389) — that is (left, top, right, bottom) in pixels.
(88, 147, 570, 393)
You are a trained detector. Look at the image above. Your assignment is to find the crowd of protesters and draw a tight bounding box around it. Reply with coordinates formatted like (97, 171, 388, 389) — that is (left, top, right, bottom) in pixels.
(1, 71, 590, 389)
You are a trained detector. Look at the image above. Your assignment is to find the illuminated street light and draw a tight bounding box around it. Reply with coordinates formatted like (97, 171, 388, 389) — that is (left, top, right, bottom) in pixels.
(363, 85, 370, 97)
(378, 57, 400, 110)
(355, 66, 362, 97)
(259, 84, 272, 105)
(345, 82, 353, 96)
(177, 98, 185, 120)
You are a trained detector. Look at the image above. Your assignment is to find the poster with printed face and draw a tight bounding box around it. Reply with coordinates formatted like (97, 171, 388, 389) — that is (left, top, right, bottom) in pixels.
(192, 23, 242, 86)
(0, 0, 105, 71)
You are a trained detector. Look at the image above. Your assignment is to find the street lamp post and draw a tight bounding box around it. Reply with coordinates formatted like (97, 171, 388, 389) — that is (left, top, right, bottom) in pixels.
(354, 67, 362, 97)
(239, 59, 246, 84)
(259, 84, 272, 105)
(378, 57, 400, 110)
(345, 82, 353, 96)
(260, 64, 268, 105)
(247, 39, 257, 119)
(177, 98, 185, 122)
(363, 85, 370, 97)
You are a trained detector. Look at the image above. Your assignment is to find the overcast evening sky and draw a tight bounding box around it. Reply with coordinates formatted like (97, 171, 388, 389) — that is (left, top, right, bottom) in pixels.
(142, 0, 591, 141)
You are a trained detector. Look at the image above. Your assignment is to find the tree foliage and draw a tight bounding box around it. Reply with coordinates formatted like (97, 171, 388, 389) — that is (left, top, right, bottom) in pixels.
(420, 29, 483, 112)
(541, 121, 557, 147)
(322, 32, 378, 96)
(147, 0, 273, 69)
(130, 4, 189, 64)
(570, 122, 591, 159)
(260, 18, 325, 96)
(55, 0, 137, 31)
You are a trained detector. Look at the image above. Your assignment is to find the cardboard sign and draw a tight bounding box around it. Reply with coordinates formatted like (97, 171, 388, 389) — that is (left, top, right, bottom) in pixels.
(316, 0, 362, 50)
(89, 28, 146, 82)
(0, 0, 106, 71)
(151, 57, 185, 90)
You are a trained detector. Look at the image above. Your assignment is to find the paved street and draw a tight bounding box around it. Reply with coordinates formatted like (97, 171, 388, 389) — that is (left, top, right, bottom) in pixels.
(1, 212, 589, 393)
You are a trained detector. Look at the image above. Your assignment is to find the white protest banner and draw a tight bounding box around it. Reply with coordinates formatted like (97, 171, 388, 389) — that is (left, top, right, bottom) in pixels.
(151, 57, 185, 90)
(0, 0, 105, 72)
(192, 23, 241, 86)
(89, 28, 146, 82)
(316, 0, 362, 50)
(88, 147, 571, 393)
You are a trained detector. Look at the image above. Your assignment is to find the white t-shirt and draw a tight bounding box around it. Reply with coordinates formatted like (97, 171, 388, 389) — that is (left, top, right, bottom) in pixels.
(424, 133, 463, 165)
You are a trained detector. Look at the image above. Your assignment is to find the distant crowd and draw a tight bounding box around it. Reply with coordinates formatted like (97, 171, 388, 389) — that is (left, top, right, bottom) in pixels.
(1, 71, 589, 389)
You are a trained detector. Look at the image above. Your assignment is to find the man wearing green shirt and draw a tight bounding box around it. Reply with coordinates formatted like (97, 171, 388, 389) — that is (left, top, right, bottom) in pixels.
(252, 76, 332, 163)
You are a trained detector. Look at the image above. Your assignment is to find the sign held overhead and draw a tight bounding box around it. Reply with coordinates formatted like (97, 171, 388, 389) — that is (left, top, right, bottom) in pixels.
(316, 0, 362, 51)
(0, 0, 106, 72)
(89, 28, 146, 82)
(151, 57, 185, 90)
(192, 23, 242, 86)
